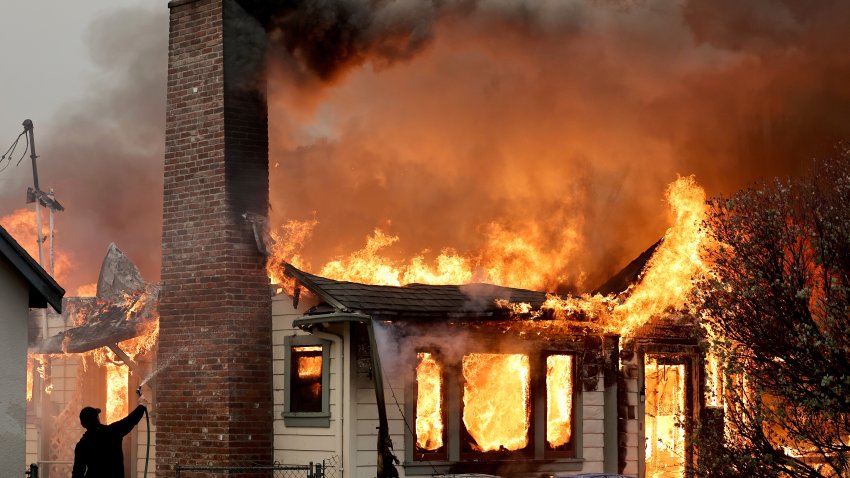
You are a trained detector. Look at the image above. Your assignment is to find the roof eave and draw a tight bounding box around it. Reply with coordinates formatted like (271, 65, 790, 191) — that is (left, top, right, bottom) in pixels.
(0, 226, 65, 312)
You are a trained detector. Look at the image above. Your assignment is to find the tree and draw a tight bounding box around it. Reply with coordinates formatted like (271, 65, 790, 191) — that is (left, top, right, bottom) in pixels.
(693, 153, 850, 477)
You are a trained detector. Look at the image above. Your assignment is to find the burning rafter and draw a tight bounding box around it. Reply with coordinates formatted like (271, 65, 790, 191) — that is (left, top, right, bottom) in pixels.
(29, 284, 160, 354)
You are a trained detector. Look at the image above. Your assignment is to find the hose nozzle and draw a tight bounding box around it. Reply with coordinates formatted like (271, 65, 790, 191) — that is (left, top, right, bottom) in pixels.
(136, 386, 143, 397)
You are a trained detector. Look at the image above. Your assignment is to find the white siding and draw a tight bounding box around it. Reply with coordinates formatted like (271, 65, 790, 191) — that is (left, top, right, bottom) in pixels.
(0, 257, 30, 475)
(582, 384, 606, 473)
(353, 368, 407, 478)
(272, 294, 341, 468)
(623, 373, 641, 476)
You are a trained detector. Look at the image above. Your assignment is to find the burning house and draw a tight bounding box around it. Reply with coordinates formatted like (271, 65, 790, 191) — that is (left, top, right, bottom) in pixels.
(25, 244, 158, 478)
(18, 0, 829, 476)
(269, 231, 708, 478)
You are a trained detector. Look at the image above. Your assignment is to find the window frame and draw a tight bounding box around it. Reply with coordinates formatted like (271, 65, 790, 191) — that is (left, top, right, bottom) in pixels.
(404, 347, 583, 472)
(412, 349, 449, 461)
(541, 351, 578, 459)
(283, 335, 331, 427)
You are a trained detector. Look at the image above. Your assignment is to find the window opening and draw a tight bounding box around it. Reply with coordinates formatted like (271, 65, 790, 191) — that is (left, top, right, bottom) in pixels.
(546, 354, 574, 450)
(645, 356, 686, 478)
(290, 345, 323, 413)
(462, 353, 530, 453)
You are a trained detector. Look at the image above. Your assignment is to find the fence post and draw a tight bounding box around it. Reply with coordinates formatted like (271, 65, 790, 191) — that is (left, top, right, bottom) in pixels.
(309, 461, 314, 478)
(26, 463, 38, 478)
(316, 462, 323, 478)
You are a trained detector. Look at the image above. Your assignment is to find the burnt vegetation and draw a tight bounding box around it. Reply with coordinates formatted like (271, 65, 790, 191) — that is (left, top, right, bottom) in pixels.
(693, 151, 850, 477)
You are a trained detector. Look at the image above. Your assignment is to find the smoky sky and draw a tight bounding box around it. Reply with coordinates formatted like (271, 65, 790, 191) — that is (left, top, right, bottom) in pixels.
(266, 0, 850, 291)
(0, 7, 167, 292)
(3, 0, 850, 294)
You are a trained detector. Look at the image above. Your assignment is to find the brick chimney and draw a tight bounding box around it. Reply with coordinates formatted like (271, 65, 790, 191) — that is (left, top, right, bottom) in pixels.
(157, 0, 272, 474)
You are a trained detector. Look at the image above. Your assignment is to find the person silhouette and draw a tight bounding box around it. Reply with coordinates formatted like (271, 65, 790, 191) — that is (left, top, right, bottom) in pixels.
(72, 404, 146, 478)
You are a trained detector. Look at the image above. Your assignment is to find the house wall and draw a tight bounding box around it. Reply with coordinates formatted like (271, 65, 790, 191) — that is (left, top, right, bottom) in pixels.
(0, 255, 30, 475)
(269, 303, 636, 477)
(272, 294, 342, 470)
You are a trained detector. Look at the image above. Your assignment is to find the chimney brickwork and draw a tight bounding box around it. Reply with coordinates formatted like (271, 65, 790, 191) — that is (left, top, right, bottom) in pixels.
(157, 0, 271, 474)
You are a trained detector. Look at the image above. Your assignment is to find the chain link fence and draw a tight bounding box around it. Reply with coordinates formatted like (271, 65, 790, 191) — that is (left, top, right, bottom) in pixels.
(175, 456, 341, 478)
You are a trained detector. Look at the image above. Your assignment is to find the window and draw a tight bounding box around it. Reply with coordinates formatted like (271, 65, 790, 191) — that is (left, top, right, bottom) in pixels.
(408, 350, 579, 469)
(283, 335, 331, 427)
(414, 352, 447, 460)
(461, 353, 531, 457)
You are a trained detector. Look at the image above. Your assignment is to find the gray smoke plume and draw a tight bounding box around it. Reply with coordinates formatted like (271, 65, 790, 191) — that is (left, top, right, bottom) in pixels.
(0, 7, 167, 292)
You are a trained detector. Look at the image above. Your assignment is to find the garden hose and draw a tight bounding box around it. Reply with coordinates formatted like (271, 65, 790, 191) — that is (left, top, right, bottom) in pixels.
(136, 386, 151, 478)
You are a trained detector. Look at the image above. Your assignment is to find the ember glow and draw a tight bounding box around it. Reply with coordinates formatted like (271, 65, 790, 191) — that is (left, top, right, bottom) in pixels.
(415, 352, 444, 451)
(645, 358, 686, 478)
(546, 354, 574, 449)
(462, 353, 530, 452)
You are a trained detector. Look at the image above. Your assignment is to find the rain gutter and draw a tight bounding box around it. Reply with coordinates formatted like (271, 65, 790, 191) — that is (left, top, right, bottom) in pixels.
(293, 312, 398, 478)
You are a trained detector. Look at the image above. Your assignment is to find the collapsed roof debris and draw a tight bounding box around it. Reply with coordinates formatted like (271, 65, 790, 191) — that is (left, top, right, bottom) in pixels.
(29, 243, 159, 355)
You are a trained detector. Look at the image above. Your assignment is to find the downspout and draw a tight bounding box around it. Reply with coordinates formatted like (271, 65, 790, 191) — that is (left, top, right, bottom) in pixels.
(294, 312, 399, 478)
(309, 328, 345, 477)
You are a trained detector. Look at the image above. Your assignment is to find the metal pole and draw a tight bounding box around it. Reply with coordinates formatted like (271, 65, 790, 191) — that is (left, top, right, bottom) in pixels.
(22, 120, 44, 266)
(48, 190, 55, 276)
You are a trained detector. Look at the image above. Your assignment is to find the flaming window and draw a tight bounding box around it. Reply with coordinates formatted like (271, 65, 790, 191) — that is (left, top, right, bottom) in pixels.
(546, 354, 574, 451)
(411, 349, 576, 463)
(414, 352, 445, 456)
(462, 353, 530, 453)
(284, 336, 331, 427)
(644, 356, 687, 478)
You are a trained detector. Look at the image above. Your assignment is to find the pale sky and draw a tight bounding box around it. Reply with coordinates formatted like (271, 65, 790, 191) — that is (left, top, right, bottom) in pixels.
(0, 1, 160, 189)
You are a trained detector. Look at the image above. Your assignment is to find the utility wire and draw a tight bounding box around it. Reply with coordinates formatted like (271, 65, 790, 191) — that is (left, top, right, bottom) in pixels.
(16, 132, 29, 166)
(0, 130, 26, 173)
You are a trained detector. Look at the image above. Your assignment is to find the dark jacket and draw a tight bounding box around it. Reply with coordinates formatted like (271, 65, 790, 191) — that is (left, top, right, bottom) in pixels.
(72, 405, 146, 478)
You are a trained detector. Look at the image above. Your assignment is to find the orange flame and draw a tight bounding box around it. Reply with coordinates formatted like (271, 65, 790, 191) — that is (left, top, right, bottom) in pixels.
(415, 352, 444, 451)
(0, 208, 72, 283)
(267, 177, 709, 342)
(546, 355, 574, 448)
(26, 355, 34, 401)
(297, 355, 322, 380)
(105, 362, 129, 424)
(268, 220, 581, 291)
(462, 353, 530, 452)
(266, 219, 319, 289)
(611, 176, 708, 334)
(87, 290, 160, 423)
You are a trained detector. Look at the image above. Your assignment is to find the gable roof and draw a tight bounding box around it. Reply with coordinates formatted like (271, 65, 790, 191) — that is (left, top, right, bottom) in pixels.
(592, 239, 661, 296)
(283, 263, 547, 318)
(0, 225, 64, 312)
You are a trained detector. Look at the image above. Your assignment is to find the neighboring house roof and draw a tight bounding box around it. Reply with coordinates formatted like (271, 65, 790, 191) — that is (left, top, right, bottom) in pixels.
(284, 263, 547, 318)
(0, 225, 64, 312)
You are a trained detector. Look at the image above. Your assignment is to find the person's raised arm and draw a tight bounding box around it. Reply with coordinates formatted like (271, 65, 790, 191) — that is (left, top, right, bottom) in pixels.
(107, 404, 147, 437)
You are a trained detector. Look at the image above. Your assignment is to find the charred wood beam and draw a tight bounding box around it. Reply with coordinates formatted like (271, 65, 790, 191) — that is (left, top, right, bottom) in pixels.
(107, 343, 142, 377)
